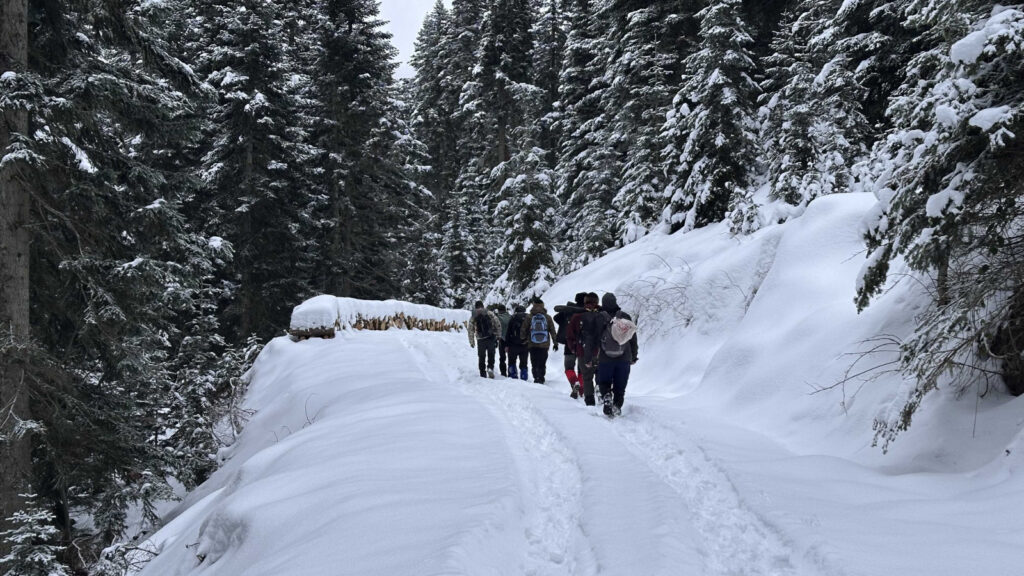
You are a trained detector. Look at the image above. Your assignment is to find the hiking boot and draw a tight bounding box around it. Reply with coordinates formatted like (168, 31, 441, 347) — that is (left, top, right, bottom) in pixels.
(520, 369, 528, 381)
(487, 369, 495, 379)
(570, 384, 580, 399)
(480, 370, 487, 378)
(612, 404, 622, 416)
(603, 403, 614, 416)
(601, 393, 614, 417)
(584, 395, 595, 406)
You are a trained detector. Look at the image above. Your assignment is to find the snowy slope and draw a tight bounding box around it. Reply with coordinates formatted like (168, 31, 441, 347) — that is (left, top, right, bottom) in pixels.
(138, 193, 1024, 576)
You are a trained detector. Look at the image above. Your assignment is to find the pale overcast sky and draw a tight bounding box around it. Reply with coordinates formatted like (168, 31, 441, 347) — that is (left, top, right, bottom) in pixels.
(379, 0, 452, 78)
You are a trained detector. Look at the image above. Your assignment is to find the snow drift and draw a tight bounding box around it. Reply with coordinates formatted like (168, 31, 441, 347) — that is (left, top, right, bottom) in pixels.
(136, 192, 1023, 576)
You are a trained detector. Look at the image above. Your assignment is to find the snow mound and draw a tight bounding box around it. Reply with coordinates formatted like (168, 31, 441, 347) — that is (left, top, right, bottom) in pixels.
(544, 192, 1022, 469)
(289, 296, 471, 333)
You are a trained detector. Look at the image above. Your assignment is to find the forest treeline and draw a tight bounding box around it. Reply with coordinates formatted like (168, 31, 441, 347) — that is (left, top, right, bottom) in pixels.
(0, 0, 1021, 573)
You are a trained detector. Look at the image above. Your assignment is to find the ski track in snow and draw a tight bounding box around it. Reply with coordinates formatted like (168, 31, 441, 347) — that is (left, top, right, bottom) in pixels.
(399, 335, 599, 576)
(612, 405, 834, 576)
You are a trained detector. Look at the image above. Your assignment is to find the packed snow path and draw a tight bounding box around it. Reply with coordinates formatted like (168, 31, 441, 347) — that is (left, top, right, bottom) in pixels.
(138, 329, 1022, 576)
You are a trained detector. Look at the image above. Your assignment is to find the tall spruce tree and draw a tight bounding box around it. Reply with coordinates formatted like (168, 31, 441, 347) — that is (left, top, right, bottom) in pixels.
(531, 0, 568, 162)
(305, 0, 410, 300)
(0, 0, 243, 570)
(555, 0, 618, 269)
(662, 0, 760, 233)
(411, 0, 459, 198)
(602, 0, 697, 245)
(758, 0, 868, 223)
(454, 0, 539, 288)
(856, 1, 1024, 448)
(492, 129, 559, 297)
(0, 0, 32, 558)
(193, 0, 316, 340)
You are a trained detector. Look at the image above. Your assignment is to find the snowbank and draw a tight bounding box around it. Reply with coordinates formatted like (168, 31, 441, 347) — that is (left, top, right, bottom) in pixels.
(289, 296, 471, 335)
(544, 192, 1023, 470)
(136, 191, 1024, 576)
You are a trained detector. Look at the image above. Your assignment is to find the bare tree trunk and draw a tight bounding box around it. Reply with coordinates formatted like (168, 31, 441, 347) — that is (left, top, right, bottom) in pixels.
(0, 0, 33, 553)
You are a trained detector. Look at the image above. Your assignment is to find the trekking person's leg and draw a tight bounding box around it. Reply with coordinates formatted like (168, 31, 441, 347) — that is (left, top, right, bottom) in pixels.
(596, 362, 613, 399)
(486, 339, 496, 373)
(513, 347, 528, 380)
(540, 344, 548, 381)
(507, 345, 516, 375)
(498, 340, 507, 376)
(529, 348, 542, 382)
(563, 352, 578, 390)
(612, 361, 630, 408)
(477, 342, 487, 377)
(581, 362, 596, 405)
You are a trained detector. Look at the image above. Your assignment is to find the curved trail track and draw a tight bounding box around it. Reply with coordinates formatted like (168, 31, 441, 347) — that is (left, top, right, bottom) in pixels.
(403, 333, 823, 576)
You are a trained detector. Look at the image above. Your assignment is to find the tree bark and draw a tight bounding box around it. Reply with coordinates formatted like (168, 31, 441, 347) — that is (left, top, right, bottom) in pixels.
(0, 0, 33, 553)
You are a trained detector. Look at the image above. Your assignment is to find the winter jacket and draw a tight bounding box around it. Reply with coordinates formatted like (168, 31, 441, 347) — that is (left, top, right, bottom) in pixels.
(519, 304, 556, 350)
(496, 311, 512, 341)
(581, 294, 638, 365)
(566, 309, 593, 357)
(468, 309, 502, 347)
(552, 302, 585, 345)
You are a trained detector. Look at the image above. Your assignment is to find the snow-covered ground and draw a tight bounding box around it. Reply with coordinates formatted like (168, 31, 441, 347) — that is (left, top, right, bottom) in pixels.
(138, 193, 1023, 576)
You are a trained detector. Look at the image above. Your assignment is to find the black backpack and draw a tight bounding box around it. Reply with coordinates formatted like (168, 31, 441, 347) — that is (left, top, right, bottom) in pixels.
(506, 313, 525, 346)
(474, 312, 494, 340)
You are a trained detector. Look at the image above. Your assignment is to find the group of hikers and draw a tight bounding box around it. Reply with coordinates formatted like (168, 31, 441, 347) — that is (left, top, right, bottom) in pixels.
(467, 292, 639, 417)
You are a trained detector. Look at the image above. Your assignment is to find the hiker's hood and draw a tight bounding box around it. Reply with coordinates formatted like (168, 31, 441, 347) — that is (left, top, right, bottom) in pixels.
(601, 293, 619, 313)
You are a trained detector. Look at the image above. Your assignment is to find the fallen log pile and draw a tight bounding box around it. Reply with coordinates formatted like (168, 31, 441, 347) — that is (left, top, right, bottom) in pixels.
(289, 296, 470, 340)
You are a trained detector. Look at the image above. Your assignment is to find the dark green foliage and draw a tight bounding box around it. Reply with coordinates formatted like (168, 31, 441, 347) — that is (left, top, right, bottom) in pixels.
(662, 0, 760, 232)
(856, 1, 1024, 448)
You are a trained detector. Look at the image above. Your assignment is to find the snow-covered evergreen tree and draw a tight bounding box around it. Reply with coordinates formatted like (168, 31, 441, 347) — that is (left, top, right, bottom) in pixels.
(603, 0, 696, 245)
(0, 496, 69, 576)
(531, 0, 568, 161)
(0, 1, 249, 570)
(856, 1, 1024, 447)
(758, 1, 869, 224)
(492, 130, 559, 298)
(193, 0, 316, 339)
(555, 0, 618, 269)
(662, 0, 760, 233)
(411, 0, 459, 198)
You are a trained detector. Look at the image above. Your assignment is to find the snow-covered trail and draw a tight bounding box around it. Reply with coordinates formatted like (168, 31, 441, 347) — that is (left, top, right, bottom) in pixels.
(398, 332, 827, 576)
(138, 329, 1022, 576)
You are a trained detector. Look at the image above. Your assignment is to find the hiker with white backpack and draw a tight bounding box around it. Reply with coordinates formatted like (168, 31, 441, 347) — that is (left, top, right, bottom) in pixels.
(581, 292, 638, 418)
(519, 298, 556, 384)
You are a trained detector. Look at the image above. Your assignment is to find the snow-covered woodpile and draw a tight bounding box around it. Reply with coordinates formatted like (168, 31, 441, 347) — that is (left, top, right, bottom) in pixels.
(289, 296, 471, 339)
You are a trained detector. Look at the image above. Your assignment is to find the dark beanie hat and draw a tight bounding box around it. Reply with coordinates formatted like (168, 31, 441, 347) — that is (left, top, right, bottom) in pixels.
(515, 304, 526, 313)
(497, 304, 507, 312)
(574, 292, 586, 306)
(584, 292, 599, 306)
(601, 292, 618, 310)
(474, 300, 484, 309)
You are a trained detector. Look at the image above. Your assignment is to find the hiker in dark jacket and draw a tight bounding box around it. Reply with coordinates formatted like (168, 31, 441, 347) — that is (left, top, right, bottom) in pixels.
(581, 292, 638, 416)
(495, 304, 512, 377)
(505, 304, 530, 380)
(468, 300, 502, 378)
(553, 292, 587, 398)
(519, 299, 557, 384)
(567, 292, 601, 405)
